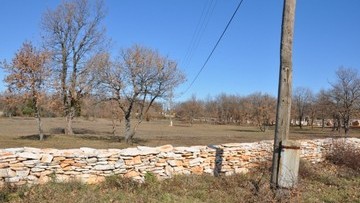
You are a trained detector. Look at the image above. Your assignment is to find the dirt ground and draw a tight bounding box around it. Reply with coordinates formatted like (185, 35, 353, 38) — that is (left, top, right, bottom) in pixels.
(1, 117, 359, 149)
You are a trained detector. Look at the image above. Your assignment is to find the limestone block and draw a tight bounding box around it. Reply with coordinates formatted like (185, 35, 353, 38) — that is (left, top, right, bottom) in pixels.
(124, 170, 140, 178)
(108, 157, 119, 161)
(86, 157, 97, 163)
(173, 147, 188, 153)
(96, 161, 108, 165)
(18, 152, 42, 160)
(191, 146, 207, 151)
(125, 156, 142, 165)
(191, 166, 203, 175)
(6, 176, 20, 183)
(204, 168, 214, 174)
(93, 164, 115, 171)
(41, 154, 54, 163)
(97, 152, 114, 158)
(4, 148, 24, 154)
(27, 175, 38, 181)
(41, 148, 59, 154)
(0, 163, 9, 168)
(53, 156, 66, 162)
(167, 160, 183, 167)
(39, 175, 50, 184)
(114, 168, 127, 174)
(137, 146, 160, 155)
(120, 148, 141, 156)
(156, 145, 173, 153)
(62, 166, 74, 171)
(80, 147, 97, 155)
(159, 152, 182, 159)
(62, 149, 82, 158)
(31, 167, 45, 172)
(155, 162, 167, 167)
(72, 162, 86, 167)
(189, 158, 205, 166)
(61, 159, 75, 165)
(235, 168, 249, 174)
(40, 170, 54, 176)
(165, 165, 173, 177)
(114, 159, 124, 168)
(0, 168, 16, 177)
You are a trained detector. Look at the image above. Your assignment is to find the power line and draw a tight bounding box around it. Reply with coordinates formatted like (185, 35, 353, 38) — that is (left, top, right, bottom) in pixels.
(181, 0, 245, 96)
(181, 0, 217, 69)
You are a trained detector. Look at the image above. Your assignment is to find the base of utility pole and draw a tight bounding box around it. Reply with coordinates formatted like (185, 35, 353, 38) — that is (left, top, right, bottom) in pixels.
(278, 140, 300, 189)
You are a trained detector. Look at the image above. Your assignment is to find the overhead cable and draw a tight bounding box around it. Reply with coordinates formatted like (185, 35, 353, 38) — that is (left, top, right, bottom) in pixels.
(181, 0, 245, 96)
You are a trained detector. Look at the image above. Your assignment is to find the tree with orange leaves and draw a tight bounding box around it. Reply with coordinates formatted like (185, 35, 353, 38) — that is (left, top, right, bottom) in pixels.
(2, 42, 51, 140)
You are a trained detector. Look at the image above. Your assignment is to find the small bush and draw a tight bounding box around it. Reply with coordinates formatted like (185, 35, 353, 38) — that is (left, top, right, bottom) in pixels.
(103, 175, 140, 192)
(326, 140, 360, 171)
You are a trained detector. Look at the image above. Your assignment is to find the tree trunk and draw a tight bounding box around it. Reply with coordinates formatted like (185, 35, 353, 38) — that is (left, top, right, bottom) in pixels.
(65, 107, 75, 135)
(310, 117, 314, 129)
(125, 115, 135, 144)
(111, 106, 117, 136)
(112, 115, 117, 136)
(321, 118, 325, 131)
(33, 94, 44, 141)
(37, 114, 44, 141)
(299, 115, 303, 129)
(35, 106, 44, 141)
(124, 116, 134, 144)
(344, 115, 350, 137)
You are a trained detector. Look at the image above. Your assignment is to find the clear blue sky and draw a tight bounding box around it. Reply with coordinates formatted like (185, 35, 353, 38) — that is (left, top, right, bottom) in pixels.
(0, 0, 359, 101)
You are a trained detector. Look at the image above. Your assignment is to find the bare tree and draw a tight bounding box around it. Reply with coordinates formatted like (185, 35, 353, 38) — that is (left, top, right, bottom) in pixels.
(248, 92, 276, 132)
(2, 42, 50, 140)
(41, 0, 106, 135)
(293, 87, 312, 129)
(98, 45, 185, 143)
(315, 89, 335, 130)
(330, 67, 360, 136)
(216, 94, 241, 125)
(176, 95, 204, 126)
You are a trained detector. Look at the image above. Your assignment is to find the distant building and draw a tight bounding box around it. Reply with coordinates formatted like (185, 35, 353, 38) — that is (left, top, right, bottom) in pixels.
(351, 119, 360, 127)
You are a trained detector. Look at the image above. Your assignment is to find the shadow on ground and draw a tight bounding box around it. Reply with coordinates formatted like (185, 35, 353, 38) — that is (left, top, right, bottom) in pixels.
(19, 134, 53, 140)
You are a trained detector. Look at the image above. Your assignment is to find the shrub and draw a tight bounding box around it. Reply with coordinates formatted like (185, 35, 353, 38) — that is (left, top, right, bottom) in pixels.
(326, 139, 360, 171)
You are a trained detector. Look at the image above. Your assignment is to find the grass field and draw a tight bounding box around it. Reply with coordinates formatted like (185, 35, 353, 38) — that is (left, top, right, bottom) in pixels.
(1, 117, 359, 149)
(1, 118, 360, 202)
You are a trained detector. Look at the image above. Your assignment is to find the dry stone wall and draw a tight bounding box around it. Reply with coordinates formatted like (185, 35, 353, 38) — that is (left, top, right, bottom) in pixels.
(1, 138, 359, 186)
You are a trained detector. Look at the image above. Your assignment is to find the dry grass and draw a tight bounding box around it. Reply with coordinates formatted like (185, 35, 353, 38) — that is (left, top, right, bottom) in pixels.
(1, 117, 360, 149)
(1, 160, 359, 203)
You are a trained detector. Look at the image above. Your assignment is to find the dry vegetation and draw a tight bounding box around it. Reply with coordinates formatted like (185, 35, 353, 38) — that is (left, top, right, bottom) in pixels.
(1, 159, 359, 203)
(1, 117, 360, 149)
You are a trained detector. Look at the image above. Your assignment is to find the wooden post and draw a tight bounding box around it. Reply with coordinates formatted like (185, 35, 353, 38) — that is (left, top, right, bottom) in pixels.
(271, 0, 296, 188)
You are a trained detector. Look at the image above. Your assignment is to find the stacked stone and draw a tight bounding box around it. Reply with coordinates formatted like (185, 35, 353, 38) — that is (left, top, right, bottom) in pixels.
(299, 139, 328, 163)
(1, 138, 359, 187)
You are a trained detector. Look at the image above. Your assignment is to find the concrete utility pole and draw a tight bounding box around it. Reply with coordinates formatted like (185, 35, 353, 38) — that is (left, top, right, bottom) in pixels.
(271, 0, 297, 188)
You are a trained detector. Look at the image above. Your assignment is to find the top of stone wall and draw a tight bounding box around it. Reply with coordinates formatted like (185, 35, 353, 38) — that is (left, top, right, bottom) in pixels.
(1, 138, 359, 157)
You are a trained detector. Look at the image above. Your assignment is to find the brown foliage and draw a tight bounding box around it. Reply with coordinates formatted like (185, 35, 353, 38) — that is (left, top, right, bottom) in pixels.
(326, 140, 360, 171)
(2, 42, 50, 140)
